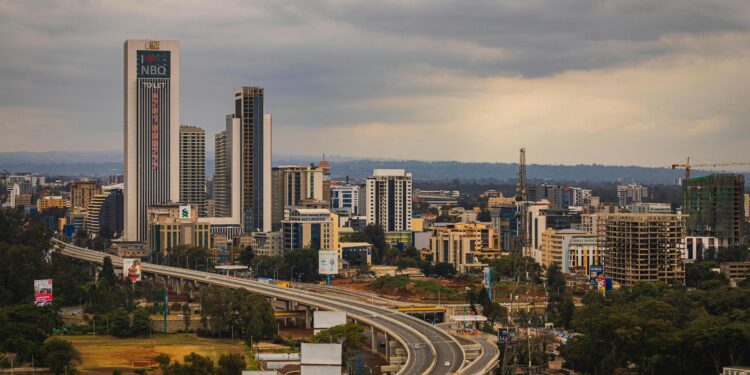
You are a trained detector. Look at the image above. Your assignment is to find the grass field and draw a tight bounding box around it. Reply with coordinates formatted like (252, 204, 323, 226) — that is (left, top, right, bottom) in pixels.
(63, 335, 257, 374)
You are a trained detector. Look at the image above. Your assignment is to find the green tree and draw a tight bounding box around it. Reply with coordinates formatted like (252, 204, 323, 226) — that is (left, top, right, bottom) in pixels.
(132, 308, 151, 336)
(182, 304, 191, 333)
(217, 353, 246, 375)
(99, 256, 119, 287)
(313, 323, 367, 361)
(41, 338, 81, 375)
(110, 308, 132, 337)
(351, 224, 386, 263)
(73, 228, 90, 247)
(238, 246, 254, 267)
(174, 352, 214, 374)
(154, 353, 171, 375)
(546, 264, 566, 294)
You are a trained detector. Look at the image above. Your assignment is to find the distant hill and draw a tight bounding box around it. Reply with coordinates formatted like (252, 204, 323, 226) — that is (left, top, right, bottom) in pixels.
(1, 151, 747, 184)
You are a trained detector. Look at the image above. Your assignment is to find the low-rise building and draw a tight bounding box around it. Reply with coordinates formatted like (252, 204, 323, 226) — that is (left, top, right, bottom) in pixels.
(37, 196, 69, 212)
(147, 203, 211, 256)
(719, 262, 750, 287)
(281, 208, 338, 252)
(540, 228, 600, 273)
(109, 241, 149, 258)
(339, 242, 373, 269)
(430, 223, 499, 273)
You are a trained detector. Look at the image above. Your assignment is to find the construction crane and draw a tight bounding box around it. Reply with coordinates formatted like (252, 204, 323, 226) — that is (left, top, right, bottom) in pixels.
(671, 156, 750, 180)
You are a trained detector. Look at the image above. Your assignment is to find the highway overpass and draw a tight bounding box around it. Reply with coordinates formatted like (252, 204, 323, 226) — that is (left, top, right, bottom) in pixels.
(53, 239, 495, 374)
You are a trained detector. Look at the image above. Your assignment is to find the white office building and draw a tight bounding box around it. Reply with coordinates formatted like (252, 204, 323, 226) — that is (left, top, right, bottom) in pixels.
(366, 169, 413, 232)
(124, 39, 180, 241)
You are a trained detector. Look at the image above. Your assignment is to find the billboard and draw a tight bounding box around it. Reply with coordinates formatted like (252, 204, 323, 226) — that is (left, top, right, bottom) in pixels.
(34, 279, 53, 307)
(313, 311, 347, 334)
(137, 50, 171, 78)
(123, 258, 142, 283)
(318, 250, 339, 275)
(589, 264, 603, 286)
(483, 266, 492, 289)
(301, 343, 342, 365)
(178, 205, 191, 219)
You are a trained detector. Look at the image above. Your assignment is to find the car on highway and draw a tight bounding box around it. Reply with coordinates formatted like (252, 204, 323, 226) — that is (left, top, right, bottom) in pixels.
(444, 361, 450, 367)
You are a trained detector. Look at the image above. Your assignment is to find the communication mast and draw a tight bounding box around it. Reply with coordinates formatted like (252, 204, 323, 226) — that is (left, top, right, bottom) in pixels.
(512, 148, 529, 255)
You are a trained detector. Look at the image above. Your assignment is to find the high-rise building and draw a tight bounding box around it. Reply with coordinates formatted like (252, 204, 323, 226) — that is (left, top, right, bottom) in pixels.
(71, 181, 101, 210)
(271, 165, 325, 231)
(85, 189, 124, 238)
(235, 87, 269, 233)
(522, 201, 550, 262)
(597, 213, 685, 286)
(179, 125, 206, 216)
(682, 174, 745, 247)
(262, 114, 272, 232)
(366, 169, 413, 232)
(489, 200, 517, 252)
(124, 39, 180, 241)
(330, 183, 365, 216)
(617, 182, 648, 206)
(213, 130, 228, 217)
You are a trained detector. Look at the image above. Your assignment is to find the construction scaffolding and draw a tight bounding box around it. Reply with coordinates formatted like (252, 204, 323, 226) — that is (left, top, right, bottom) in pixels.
(597, 213, 686, 287)
(682, 174, 745, 247)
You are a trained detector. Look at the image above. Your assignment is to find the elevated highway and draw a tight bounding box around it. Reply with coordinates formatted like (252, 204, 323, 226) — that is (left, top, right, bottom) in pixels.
(53, 239, 476, 374)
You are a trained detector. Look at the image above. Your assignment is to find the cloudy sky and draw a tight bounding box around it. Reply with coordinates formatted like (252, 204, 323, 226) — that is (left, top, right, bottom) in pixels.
(1, 0, 749, 167)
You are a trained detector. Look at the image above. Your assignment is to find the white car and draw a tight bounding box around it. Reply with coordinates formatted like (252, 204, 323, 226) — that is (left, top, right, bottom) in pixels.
(413, 344, 419, 349)
(444, 361, 450, 367)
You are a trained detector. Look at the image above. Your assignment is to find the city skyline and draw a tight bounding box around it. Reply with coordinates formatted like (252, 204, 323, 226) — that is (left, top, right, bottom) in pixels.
(1, 1, 750, 167)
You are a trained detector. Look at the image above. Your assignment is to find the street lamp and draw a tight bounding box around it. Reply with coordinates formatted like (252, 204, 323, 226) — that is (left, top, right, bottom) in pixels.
(290, 265, 296, 282)
(273, 267, 279, 280)
(298, 273, 304, 283)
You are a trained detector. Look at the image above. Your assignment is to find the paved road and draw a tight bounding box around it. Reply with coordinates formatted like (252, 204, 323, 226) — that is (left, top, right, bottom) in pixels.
(54, 240, 468, 374)
(461, 333, 501, 374)
(304, 284, 500, 373)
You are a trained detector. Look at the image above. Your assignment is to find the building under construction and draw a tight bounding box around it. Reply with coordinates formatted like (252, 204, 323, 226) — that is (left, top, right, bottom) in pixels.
(598, 213, 686, 286)
(682, 174, 745, 247)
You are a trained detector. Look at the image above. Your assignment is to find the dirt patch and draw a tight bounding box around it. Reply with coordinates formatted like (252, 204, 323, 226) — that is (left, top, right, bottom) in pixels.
(64, 335, 250, 374)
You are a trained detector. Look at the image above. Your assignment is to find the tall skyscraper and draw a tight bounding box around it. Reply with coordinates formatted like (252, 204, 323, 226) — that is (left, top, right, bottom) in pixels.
(235, 87, 267, 232)
(365, 169, 413, 232)
(213, 130, 228, 217)
(124, 39, 180, 241)
(179, 125, 206, 216)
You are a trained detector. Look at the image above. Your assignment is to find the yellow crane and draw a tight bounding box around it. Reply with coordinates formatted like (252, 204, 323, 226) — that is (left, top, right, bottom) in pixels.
(671, 156, 750, 179)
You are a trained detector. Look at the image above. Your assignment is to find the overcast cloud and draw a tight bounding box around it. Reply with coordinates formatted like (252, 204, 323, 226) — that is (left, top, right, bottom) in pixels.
(1, 0, 749, 167)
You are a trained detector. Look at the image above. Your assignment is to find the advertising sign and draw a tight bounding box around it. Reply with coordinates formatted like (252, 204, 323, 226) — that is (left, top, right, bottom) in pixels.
(34, 279, 53, 307)
(137, 50, 171, 78)
(596, 275, 606, 295)
(483, 266, 492, 288)
(318, 250, 339, 275)
(123, 258, 142, 283)
(178, 205, 191, 219)
(589, 264, 604, 285)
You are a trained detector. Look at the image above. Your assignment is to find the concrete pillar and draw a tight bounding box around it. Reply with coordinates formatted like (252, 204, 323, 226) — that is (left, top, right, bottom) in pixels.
(371, 325, 377, 352)
(305, 306, 312, 329)
(385, 331, 389, 358)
